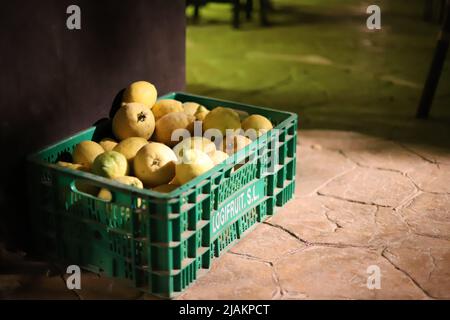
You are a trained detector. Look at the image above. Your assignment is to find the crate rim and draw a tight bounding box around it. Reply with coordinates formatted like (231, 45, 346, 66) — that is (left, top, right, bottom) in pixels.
(27, 92, 298, 200)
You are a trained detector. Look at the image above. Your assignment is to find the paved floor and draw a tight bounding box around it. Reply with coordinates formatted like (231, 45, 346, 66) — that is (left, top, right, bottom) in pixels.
(1, 129, 449, 299)
(1, 0, 449, 300)
(178, 130, 450, 300)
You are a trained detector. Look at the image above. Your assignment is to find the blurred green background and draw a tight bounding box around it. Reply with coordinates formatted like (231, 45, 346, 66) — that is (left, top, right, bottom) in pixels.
(186, 0, 450, 147)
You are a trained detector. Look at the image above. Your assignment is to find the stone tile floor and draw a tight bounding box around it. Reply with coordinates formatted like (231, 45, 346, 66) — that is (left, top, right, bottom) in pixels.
(177, 130, 450, 300)
(1, 129, 449, 299)
(2, 0, 450, 300)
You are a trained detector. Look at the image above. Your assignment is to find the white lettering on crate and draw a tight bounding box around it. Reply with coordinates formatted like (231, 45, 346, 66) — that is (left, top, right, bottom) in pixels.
(212, 181, 263, 237)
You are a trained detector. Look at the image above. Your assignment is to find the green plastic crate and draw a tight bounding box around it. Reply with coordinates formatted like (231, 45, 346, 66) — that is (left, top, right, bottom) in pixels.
(27, 92, 298, 298)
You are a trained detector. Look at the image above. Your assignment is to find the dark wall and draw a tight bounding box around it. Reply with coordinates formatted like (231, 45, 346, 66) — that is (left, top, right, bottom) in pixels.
(0, 0, 186, 249)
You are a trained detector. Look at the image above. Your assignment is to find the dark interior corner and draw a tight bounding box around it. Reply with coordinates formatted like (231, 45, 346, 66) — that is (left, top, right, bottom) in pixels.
(0, 0, 186, 250)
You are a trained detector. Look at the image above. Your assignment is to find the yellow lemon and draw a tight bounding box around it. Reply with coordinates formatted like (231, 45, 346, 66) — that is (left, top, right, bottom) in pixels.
(122, 81, 157, 108)
(152, 99, 184, 120)
(113, 137, 148, 168)
(57, 161, 88, 171)
(92, 151, 129, 179)
(97, 188, 113, 201)
(72, 141, 104, 169)
(242, 114, 273, 136)
(133, 142, 178, 187)
(154, 112, 195, 147)
(183, 102, 201, 116)
(112, 103, 155, 141)
(114, 176, 144, 189)
(203, 107, 241, 136)
(175, 149, 214, 185)
(99, 138, 118, 152)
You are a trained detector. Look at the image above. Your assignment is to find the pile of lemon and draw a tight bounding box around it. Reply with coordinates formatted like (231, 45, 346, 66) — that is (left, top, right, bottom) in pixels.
(57, 81, 273, 199)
